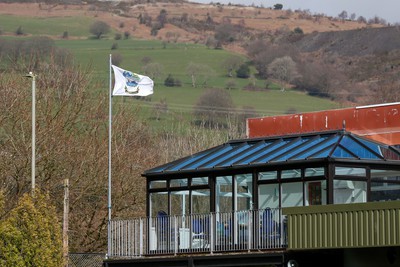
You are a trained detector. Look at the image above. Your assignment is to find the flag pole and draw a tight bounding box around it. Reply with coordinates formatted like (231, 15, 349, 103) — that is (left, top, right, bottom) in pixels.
(108, 54, 112, 222)
(107, 54, 112, 258)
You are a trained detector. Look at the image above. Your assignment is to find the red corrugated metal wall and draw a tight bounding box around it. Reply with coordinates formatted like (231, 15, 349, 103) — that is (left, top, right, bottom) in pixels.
(247, 103, 400, 145)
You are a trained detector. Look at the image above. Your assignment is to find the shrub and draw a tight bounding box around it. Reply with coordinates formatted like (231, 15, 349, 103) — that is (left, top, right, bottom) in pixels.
(293, 27, 304, 34)
(111, 42, 118, 50)
(164, 74, 175, 87)
(15, 26, 23, 35)
(236, 64, 250, 78)
(114, 33, 122, 40)
(0, 192, 63, 267)
(151, 22, 162, 36)
(111, 53, 123, 65)
(164, 74, 181, 87)
(225, 79, 237, 90)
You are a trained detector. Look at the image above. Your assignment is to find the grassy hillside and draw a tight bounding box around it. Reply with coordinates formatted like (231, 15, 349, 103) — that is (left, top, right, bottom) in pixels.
(54, 38, 337, 119)
(0, 14, 94, 36)
(0, 2, 340, 125)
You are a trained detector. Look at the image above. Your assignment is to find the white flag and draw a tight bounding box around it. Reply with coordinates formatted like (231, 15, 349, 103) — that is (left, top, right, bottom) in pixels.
(111, 65, 154, 97)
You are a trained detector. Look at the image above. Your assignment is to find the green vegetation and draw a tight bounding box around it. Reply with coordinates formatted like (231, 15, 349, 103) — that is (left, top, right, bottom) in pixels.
(0, 14, 96, 37)
(0, 191, 64, 266)
(53, 39, 337, 119)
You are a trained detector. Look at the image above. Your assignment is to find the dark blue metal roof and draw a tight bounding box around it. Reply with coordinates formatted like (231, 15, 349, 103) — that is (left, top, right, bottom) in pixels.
(144, 131, 400, 175)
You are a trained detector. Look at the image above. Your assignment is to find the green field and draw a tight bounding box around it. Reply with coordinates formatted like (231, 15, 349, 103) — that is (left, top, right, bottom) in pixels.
(54, 38, 338, 118)
(0, 14, 96, 37)
(1, 13, 338, 123)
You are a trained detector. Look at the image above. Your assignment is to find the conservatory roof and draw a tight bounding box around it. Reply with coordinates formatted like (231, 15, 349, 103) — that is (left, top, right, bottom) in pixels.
(144, 130, 400, 176)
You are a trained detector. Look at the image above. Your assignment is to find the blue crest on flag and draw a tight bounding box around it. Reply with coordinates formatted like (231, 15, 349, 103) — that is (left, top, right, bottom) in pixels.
(123, 71, 140, 86)
(123, 71, 141, 94)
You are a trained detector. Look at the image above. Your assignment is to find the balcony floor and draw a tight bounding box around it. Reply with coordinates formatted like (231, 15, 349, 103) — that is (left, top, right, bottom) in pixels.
(104, 251, 286, 267)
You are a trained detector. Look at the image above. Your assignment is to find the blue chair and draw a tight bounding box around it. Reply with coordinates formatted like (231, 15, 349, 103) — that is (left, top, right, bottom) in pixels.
(261, 208, 280, 246)
(156, 210, 174, 250)
(192, 217, 209, 248)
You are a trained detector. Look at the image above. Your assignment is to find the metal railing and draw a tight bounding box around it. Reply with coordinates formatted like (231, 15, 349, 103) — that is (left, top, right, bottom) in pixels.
(108, 209, 286, 258)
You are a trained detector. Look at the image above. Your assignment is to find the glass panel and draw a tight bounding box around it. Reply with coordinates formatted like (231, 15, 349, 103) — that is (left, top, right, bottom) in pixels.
(235, 174, 252, 211)
(245, 140, 290, 163)
(221, 141, 267, 166)
(170, 178, 188, 188)
(150, 180, 167, 189)
(205, 143, 251, 168)
(371, 169, 400, 201)
(305, 180, 327, 206)
(216, 176, 232, 213)
(355, 137, 382, 155)
(331, 147, 356, 158)
(182, 146, 234, 170)
(192, 189, 210, 214)
(338, 136, 381, 159)
(258, 184, 279, 209)
(305, 167, 325, 177)
(281, 169, 301, 179)
(150, 192, 168, 217)
(311, 146, 333, 158)
(255, 139, 301, 163)
(281, 182, 303, 207)
(371, 182, 400, 201)
(259, 171, 277, 180)
(273, 137, 314, 161)
(170, 190, 189, 216)
(191, 177, 208, 186)
(333, 180, 366, 204)
(288, 136, 328, 160)
(371, 169, 400, 181)
(167, 149, 212, 171)
(335, 167, 366, 177)
(297, 136, 340, 159)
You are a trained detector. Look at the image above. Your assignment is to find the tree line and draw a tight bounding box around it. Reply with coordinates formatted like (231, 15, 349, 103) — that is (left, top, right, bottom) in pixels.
(0, 37, 241, 255)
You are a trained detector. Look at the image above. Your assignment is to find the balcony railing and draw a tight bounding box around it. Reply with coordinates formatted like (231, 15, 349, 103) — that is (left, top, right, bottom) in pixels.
(108, 209, 286, 258)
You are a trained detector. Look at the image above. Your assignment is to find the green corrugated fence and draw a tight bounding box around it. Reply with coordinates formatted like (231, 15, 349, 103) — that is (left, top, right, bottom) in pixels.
(283, 201, 400, 250)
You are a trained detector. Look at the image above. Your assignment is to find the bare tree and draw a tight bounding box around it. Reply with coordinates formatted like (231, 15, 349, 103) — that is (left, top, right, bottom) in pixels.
(225, 79, 237, 90)
(89, 21, 110, 39)
(267, 56, 299, 91)
(357, 16, 367, 23)
(193, 88, 235, 128)
(156, 9, 168, 28)
(338, 10, 348, 21)
(152, 98, 168, 120)
(142, 62, 164, 80)
(221, 55, 244, 77)
(141, 56, 152, 66)
(214, 22, 237, 44)
(0, 53, 159, 252)
(371, 75, 400, 103)
(186, 62, 215, 87)
(246, 40, 299, 79)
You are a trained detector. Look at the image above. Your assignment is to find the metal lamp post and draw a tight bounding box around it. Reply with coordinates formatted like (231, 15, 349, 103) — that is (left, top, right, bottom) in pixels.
(24, 72, 36, 195)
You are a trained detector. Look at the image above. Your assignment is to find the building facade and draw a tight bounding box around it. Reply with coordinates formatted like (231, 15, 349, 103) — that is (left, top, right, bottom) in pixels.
(105, 103, 400, 267)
